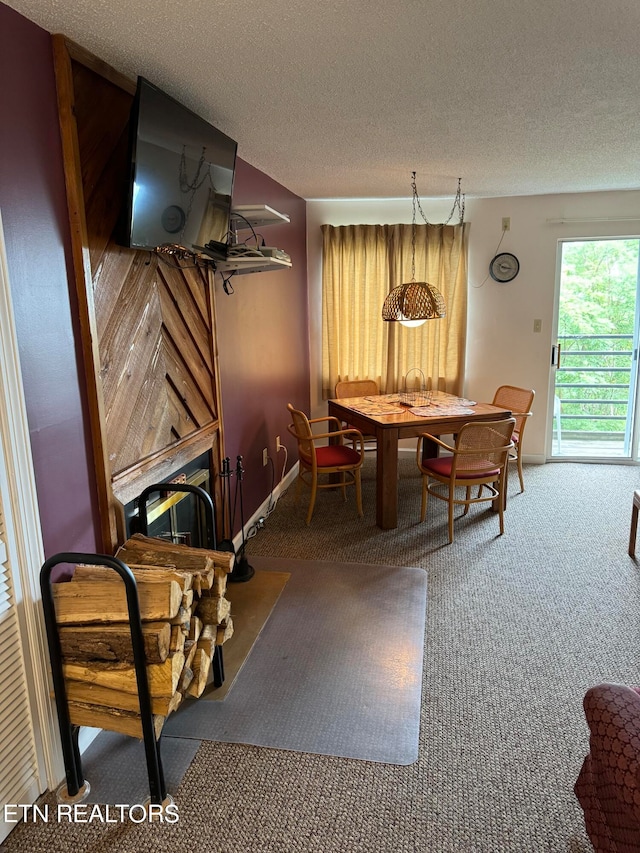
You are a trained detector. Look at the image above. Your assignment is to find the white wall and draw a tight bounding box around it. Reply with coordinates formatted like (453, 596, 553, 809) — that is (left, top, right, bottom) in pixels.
(307, 190, 640, 461)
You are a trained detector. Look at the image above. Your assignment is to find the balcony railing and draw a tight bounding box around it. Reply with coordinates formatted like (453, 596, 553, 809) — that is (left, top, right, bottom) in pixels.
(555, 334, 635, 453)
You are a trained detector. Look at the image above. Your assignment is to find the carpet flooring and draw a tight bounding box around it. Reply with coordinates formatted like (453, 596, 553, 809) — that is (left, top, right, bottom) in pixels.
(164, 556, 427, 765)
(4, 457, 640, 852)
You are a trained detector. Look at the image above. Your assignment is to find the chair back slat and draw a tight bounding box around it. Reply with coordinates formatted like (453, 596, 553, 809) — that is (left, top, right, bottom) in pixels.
(287, 405, 315, 462)
(492, 385, 534, 434)
(454, 418, 516, 472)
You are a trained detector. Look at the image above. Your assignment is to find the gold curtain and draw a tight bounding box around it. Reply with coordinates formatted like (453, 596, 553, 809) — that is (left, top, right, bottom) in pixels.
(321, 222, 469, 399)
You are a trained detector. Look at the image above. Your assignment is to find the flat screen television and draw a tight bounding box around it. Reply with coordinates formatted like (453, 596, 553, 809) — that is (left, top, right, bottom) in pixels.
(119, 76, 238, 259)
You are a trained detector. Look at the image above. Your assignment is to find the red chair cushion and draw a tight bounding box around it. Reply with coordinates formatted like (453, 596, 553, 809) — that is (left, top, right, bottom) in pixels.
(315, 444, 361, 467)
(422, 456, 500, 479)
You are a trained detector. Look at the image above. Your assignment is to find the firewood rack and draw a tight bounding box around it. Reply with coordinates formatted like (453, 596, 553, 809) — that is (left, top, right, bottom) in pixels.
(135, 482, 225, 687)
(40, 552, 167, 805)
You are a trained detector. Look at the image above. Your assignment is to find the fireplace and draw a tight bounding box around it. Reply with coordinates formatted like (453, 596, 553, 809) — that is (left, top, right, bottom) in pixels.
(123, 452, 214, 547)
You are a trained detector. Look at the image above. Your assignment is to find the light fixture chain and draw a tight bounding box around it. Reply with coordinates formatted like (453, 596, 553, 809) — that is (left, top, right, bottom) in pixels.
(411, 175, 417, 282)
(381, 169, 457, 324)
(412, 173, 465, 228)
(178, 145, 216, 241)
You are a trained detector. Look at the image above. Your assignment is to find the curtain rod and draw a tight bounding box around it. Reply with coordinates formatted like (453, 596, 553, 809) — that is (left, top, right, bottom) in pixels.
(546, 216, 640, 224)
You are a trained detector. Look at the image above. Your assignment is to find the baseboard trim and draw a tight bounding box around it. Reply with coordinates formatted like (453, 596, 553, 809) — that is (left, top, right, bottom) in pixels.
(523, 454, 546, 465)
(234, 462, 299, 552)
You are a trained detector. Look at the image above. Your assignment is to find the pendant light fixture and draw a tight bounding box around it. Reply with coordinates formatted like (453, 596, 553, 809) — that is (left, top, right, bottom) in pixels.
(382, 171, 464, 327)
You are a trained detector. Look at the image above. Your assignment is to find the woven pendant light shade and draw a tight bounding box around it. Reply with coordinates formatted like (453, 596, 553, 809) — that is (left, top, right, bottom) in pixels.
(382, 171, 463, 326)
(382, 281, 446, 323)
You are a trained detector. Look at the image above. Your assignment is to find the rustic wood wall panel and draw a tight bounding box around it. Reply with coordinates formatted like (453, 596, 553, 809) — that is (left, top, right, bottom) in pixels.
(53, 37, 225, 551)
(95, 255, 217, 477)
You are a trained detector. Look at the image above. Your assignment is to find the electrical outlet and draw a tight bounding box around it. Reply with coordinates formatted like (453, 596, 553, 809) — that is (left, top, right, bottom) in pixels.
(276, 435, 282, 451)
(262, 448, 268, 466)
(502, 217, 511, 231)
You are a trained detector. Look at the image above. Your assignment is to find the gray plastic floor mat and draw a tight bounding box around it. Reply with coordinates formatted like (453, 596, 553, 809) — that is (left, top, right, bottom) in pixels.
(164, 556, 427, 765)
(80, 731, 200, 805)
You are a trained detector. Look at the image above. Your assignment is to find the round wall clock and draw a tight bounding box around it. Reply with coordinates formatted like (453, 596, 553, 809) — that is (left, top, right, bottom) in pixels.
(489, 252, 520, 282)
(161, 205, 186, 234)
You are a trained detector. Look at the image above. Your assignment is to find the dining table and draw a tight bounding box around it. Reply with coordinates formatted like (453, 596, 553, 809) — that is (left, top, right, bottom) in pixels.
(327, 391, 512, 530)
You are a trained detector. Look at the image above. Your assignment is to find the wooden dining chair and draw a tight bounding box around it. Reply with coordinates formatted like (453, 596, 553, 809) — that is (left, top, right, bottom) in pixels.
(287, 403, 365, 524)
(334, 379, 379, 449)
(416, 418, 516, 543)
(491, 385, 535, 492)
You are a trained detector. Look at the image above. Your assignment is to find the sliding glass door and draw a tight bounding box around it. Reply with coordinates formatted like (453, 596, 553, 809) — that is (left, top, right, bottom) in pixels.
(551, 238, 640, 460)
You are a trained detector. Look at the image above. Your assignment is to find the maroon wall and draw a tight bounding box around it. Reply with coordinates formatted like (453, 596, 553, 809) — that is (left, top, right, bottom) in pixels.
(0, 2, 311, 546)
(216, 159, 309, 526)
(0, 4, 100, 558)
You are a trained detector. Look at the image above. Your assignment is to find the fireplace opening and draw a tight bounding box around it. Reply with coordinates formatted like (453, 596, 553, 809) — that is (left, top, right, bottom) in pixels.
(123, 452, 214, 546)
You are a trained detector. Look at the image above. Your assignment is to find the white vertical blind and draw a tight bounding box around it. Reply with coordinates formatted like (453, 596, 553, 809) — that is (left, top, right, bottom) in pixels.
(0, 491, 42, 842)
(0, 208, 49, 843)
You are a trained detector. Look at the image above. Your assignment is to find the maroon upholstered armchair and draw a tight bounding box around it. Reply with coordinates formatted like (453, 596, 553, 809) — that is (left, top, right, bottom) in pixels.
(575, 683, 640, 851)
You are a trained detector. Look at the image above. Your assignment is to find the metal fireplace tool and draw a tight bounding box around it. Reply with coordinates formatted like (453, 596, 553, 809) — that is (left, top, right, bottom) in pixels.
(217, 455, 255, 583)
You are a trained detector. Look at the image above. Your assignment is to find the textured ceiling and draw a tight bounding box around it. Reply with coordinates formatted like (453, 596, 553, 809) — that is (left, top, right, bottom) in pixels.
(6, 0, 640, 199)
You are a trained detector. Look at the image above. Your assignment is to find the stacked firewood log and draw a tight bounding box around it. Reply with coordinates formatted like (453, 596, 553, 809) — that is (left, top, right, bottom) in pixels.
(52, 533, 235, 739)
